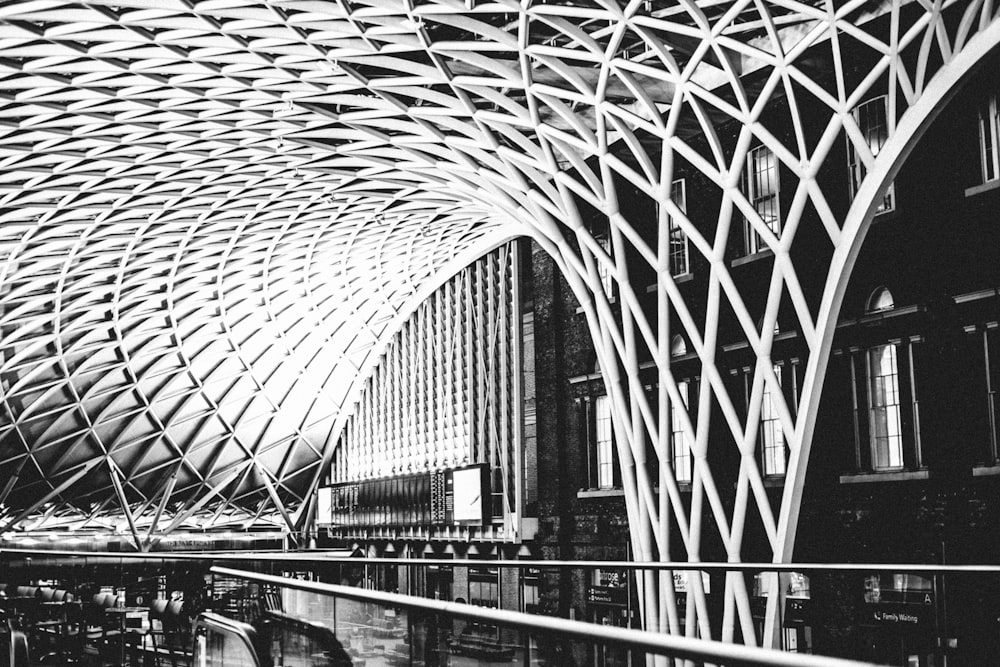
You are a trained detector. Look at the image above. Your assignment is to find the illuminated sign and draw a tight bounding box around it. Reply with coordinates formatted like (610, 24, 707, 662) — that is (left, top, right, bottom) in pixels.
(449, 464, 488, 525)
(318, 464, 490, 527)
(869, 605, 929, 628)
(317, 487, 332, 525)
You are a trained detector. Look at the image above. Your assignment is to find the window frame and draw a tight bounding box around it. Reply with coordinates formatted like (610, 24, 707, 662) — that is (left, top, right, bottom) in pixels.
(844, 288, 924, 476)
(979, 92, 999, 184)
(847, 95, 895, 213)
(978, 327, 1000, 464)
(667, 178, 690, 277)
(866, 343, 905, 471)
(670, 380, 692, 484)
(596, 235, 614, 298)
(761, 364, 787, 477)
(743, 145, 781, 255)
(594, 394, 616, 489)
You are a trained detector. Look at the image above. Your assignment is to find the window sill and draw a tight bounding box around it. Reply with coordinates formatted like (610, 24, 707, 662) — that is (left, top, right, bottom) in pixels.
(577, 488, 625, 498)
(869, 207, 898, 223)
(731, 249, 773, 267)
(972, 464, 1000, 477)
(839, 469, 930, 484)
(568, 372, 603, 385)
(645, 273, 693, 293)
(964, 178, 1000, 198)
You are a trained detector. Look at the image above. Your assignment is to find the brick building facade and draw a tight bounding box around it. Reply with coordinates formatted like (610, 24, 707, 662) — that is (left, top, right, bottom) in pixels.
(526, 45, 1000, 666)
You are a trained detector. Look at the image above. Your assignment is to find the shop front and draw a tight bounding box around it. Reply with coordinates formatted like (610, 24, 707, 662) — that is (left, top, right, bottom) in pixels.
(862, 573, 938, 666)
(751, 572, 813, 652)
(587, 568, 630, 667)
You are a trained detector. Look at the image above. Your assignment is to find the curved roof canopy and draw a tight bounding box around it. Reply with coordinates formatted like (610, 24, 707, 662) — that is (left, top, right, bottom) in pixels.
(0, 0, 891, 539)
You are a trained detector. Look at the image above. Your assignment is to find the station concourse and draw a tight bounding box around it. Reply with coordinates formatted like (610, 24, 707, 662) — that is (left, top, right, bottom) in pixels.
(2, 1, 1000, 665)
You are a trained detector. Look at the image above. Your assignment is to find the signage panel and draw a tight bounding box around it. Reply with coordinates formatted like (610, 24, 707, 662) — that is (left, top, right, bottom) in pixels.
(587, 585, 628, 607)
(318, 463, 491, 527)
(449, 464, 489, 525)
(317, 486, 333, 525)
(784, 597, 812, 627)
(868, 604, 931, 629)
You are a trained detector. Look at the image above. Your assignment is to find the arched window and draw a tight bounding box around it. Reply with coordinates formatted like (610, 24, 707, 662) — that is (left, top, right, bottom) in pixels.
(670, 335, 687, 357)
(867, 286, 894, 313)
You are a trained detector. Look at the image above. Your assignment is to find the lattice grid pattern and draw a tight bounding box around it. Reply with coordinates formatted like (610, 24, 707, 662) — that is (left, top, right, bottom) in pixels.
(0, 0, 997, 645)
(335, 242, 522, 533)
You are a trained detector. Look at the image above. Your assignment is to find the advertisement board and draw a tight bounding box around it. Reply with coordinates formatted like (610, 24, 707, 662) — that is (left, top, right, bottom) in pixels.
(449, 464, 489, 525)
(318, 463, 490, 527)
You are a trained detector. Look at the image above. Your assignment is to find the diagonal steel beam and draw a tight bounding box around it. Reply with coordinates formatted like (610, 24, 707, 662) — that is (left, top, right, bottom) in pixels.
(0, 458, 103, 533)
(147, 464, 248, 549)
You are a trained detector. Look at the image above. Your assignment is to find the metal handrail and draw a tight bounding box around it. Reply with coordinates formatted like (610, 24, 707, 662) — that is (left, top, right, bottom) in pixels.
(210, 565, 879, 667)
(4, 548, 1000, 575)
(193, 612, 262, 665)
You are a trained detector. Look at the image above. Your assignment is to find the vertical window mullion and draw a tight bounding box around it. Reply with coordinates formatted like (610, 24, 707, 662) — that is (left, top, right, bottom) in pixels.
(671, 381, 691, 483)
(868, 344, 903, 470)
(762, 364, 785, 476)
(980, 95, 999, 183)
(744, 145, 781, 256)
(985, 329, 999, 463)
(745, 151, 758, 255)
(595, 395, 614, 489)
(597, 236, 614, 298)
(907, 341, 922, 468)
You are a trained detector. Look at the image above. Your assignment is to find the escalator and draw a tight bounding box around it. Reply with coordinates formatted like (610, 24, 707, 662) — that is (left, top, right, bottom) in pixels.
(0, 614, 30, 667)
(193, 613, 262, 667)
(194, 610, 353, 667)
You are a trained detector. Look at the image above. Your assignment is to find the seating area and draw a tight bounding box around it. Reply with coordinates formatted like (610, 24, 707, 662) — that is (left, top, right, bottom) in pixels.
(0, 584, 192, 666)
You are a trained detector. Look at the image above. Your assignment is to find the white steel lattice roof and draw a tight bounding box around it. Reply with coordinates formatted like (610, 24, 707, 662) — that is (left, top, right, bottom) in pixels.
(0, 0, 993, 551)
(0, 0, 536, 539)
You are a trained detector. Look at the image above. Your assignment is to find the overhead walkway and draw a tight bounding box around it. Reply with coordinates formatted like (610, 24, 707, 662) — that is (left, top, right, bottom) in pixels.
(2, 0, 1000, 647)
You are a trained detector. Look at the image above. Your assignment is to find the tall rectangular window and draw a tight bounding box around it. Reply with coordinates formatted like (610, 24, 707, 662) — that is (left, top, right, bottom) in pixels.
(744, 145, 780, 255)
(981, 328, 1000, 463)
(668, 179, 689, 277)
(868, 344, 903, 470)
(597, 236, 614, 298)
(847, 96, 895, 212)
(761, 365, 786, 476)
(671, 381, 692, 483)
(979, 93, 999, 184)
(595, 394, 615, 488)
